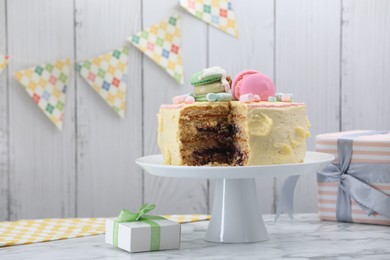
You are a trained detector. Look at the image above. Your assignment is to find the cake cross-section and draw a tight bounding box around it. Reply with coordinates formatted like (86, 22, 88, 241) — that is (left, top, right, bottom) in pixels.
(158, 101, 310, 166)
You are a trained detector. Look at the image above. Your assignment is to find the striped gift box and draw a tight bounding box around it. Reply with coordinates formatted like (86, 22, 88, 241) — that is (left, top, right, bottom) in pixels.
(316, 130, 390, 225)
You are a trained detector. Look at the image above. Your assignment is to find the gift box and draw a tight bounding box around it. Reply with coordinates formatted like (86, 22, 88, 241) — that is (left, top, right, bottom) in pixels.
(316, 130, 390, 225)
(105, 205, 181, 253)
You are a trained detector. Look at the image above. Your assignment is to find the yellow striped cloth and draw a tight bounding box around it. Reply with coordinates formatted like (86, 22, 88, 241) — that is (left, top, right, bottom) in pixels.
(0, 214, 210, 247)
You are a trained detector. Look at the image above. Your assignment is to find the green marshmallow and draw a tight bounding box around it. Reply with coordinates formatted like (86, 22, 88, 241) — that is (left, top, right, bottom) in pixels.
(206, 93, 233, 102)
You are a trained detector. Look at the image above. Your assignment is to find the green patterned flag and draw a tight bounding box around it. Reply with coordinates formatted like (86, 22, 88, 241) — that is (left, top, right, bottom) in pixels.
(14, 59, 71, 130)
(76, 47, 129, 118)
(129, 15, 184, 84)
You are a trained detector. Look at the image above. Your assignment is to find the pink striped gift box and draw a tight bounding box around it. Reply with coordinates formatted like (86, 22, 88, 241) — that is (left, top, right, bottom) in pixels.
(316, 130, 390, 225)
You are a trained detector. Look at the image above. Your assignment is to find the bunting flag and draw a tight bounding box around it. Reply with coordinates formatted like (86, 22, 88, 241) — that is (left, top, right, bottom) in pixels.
(14, 59, 71, 130)
(76, 47, 129, 118)
(130, 15, 184, 84)
(180, 0, 239, 38)
(0, 55, 10, 74)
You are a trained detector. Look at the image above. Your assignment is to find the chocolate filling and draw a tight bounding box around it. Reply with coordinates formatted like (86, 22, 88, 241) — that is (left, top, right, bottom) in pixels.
(192, 147, 234, 165)
(183, 123, 247, 166)
(180, 110, 248, 166)
(232, 148, 247, 166)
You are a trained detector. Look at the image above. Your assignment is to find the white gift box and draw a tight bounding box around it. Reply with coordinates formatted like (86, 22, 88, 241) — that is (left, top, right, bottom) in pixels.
(105, 218, 181, 253)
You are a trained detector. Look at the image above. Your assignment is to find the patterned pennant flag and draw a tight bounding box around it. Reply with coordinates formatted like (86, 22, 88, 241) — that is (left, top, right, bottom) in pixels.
(180, 0, 239, 38)
(130, 15, 184, 84)
(0, 55, 10, 74)
(14, 59, 71, 130)
(76, 47, 129, 118)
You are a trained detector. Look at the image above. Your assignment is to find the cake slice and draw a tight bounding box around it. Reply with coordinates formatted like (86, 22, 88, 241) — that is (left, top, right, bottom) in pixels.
(158, 102, 232, 165)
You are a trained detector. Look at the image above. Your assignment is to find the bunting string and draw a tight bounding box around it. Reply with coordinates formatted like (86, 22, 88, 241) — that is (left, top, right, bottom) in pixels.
(0, 2, 239, 130)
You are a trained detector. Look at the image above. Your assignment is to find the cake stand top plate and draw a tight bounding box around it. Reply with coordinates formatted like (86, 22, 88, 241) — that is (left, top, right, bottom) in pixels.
(135, 151, 334, 179)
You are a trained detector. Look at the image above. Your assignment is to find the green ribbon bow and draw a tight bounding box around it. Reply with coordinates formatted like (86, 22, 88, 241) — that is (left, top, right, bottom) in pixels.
(113, 204, 165, 251)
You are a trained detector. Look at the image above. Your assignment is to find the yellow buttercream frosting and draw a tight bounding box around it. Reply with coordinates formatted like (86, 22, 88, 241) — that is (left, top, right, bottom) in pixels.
(248, 112, 273, 136)
(230, 102, 310, 165)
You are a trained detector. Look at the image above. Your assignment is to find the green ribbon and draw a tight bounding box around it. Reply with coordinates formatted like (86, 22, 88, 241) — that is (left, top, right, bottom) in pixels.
(113, 204, 165, 251)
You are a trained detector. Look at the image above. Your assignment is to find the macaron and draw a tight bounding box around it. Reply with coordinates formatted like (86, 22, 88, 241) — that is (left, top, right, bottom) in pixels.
(232, 70, 275, 101)
(193, 81, 226, 96)
(190, 66, 226, 86)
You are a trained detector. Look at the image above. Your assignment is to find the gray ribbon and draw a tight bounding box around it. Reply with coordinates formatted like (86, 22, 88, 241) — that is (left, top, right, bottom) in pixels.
(275, 175, 300, 222)
(275, 131, 390, 222)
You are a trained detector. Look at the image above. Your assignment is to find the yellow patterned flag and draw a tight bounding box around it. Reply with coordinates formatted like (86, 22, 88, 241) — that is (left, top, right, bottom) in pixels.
(0, 55, 10, 75)
(76, 47, 129, 118)
(129, 15, 184, 84)
(0, 215, 210, 247)
(180, 0, 239, 38)
(14, 59, 71, 130)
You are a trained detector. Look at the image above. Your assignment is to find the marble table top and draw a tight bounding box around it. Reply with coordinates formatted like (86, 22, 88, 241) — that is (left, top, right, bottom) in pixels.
(1, 214, 389, 260)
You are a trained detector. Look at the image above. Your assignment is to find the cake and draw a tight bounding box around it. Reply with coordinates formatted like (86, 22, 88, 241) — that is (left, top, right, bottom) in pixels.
(158, 67, 311, 166)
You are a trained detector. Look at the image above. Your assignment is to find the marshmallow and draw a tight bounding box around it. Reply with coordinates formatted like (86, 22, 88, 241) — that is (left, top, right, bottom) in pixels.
(275, 93, 293, 102)
(268, 96, 277, 102)
(239, 93, 261, 103)
(184, 95, 195, 104)
(281, 93, 293, 102)
(206, 93, 218, 102)
(173, 94, 194, 104)
(275, 93, 283, 101)
(206, 93, 233, 102)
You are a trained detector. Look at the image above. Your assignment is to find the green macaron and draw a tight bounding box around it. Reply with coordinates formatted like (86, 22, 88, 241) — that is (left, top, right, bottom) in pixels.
(190, 69, 223, 86)
(193, 81, 225, 95)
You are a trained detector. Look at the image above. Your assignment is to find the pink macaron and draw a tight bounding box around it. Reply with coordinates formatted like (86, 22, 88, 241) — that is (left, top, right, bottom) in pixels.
(232, 70, 275, 101)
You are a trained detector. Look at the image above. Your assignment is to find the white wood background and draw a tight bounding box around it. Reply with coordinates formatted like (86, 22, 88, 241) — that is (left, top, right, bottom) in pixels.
(0, 0, 389, 221)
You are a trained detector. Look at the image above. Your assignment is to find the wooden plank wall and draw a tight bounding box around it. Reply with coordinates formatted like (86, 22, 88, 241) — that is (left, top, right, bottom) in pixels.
(74, 0, 143, 217)
(0, 0, 8, 220)
(7, 0, 76, 220)
(0, 0, 389, 220)
(275, 0, 341, 213)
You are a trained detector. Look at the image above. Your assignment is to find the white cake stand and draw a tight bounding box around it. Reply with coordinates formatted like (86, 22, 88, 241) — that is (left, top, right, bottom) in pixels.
(135, 151, 334, 243)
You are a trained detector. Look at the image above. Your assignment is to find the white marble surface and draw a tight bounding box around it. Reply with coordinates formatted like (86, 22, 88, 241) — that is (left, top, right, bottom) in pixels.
(1, 214, 389, 260)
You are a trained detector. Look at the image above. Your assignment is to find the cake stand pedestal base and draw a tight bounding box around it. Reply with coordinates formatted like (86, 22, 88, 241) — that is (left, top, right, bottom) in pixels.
(205, 178, 269, 243)
(136, 152, 335, 244)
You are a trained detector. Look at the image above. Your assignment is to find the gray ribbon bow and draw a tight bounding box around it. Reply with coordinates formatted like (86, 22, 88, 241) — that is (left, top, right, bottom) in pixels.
(275, 175, 300, 222)
(275, 131, 390, 222)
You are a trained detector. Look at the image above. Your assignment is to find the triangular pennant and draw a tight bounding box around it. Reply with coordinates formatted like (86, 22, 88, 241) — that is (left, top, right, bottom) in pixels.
(129, 15, 184, 84)
(14, 59, 70, 130)
(0, 55, 10, 74)
(76, 47, 129, 118)
(180, 0, 239, 38)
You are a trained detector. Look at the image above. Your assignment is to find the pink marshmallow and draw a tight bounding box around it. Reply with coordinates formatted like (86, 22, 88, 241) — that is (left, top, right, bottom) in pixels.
(239, 93, 260, 103)
(173, 94, 195, 104)
(232, 70, 275, 101)
(173, 95, 189, 104)
(281, 94, 291, 102)
(184, 96, 195, 104)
